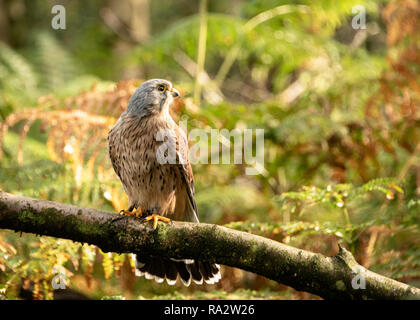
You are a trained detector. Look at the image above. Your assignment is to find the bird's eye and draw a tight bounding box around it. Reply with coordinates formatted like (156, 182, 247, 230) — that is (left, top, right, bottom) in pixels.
(157, 84, 166, 92)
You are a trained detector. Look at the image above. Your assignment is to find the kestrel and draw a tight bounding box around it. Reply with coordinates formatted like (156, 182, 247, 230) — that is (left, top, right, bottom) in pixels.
(108, 79, 221, 286)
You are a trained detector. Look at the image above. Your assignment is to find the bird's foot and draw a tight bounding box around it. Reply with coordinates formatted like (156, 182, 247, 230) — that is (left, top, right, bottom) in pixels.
(119, 206, 143, 218)
(141, 213, 171, 229)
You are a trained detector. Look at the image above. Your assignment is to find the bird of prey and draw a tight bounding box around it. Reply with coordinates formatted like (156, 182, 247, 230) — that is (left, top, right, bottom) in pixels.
(108, 79, 221, 286)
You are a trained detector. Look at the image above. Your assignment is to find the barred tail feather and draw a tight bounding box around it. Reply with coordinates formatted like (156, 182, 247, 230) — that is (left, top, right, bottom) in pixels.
(135, 254, 221, 286)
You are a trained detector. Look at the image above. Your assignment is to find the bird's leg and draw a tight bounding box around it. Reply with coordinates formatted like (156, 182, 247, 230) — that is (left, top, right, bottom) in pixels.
(119, 204, 143, 218)
(140, 210, 171, 229)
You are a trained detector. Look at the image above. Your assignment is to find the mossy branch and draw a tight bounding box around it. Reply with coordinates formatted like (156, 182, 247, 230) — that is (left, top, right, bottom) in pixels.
(0, 190, 419, 300)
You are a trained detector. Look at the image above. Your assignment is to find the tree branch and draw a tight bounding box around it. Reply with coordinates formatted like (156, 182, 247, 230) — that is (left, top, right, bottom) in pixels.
(0, 190, 419, 300)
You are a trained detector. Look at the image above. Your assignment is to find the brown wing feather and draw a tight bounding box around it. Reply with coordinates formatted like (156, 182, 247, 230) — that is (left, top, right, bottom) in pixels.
(108, 119, 122, 182)
(175, 125, 199, 222)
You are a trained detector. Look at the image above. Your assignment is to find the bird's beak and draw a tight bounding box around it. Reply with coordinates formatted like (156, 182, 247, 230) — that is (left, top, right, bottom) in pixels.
(170, 87, 180, 98)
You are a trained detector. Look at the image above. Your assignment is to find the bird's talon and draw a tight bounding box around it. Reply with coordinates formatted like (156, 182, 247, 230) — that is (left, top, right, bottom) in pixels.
(119, 207, 143, 217)
(142, 214, 171, 230)
(134, 208, 143, 218)
(119, 209, 133, 216)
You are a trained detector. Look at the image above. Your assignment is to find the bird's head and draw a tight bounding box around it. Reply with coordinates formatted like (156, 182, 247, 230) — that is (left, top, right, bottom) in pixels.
(126, 79, 180, 117)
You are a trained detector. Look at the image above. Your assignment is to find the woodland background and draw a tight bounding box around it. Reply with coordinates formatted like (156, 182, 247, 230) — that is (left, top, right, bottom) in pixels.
(0, 0, 419, 300)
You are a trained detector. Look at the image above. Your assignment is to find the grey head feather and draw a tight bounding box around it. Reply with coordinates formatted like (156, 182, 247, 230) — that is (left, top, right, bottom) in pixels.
(126, 78, 174, 117)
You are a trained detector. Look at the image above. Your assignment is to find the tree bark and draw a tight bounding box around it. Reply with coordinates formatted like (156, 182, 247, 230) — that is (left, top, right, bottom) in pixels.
(0, 190, 419, 300)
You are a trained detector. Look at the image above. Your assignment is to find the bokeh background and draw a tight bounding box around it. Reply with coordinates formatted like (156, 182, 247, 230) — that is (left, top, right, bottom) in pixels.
(0, 0, 419, 300)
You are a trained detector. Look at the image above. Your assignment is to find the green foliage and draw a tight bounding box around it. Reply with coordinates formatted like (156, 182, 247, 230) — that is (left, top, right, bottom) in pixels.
(0, 43, 38, 116)
(276, 178, 403, 218)
(0, 0, 419, 300)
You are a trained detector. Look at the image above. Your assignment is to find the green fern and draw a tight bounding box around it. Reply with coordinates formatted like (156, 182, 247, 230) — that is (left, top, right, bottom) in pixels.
(30, 32, 82, 91)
